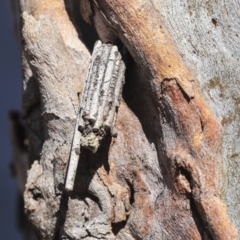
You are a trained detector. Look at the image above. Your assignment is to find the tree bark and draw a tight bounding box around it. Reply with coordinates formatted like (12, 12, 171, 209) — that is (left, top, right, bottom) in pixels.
(11, 0, 240, 239)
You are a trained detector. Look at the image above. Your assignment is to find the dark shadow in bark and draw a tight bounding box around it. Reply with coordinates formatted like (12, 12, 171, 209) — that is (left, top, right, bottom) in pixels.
(175, 165, 213, 239)
(189, 197, 213, 240)
(73, 135, 112, 194)
(53, 191, 69, 240)
(112, 221, 127, 236)
(54, 135, 113, 238)
(126, 179, 135, 206)
(64, 0, 99, 52)
(122, 57, 173, 190)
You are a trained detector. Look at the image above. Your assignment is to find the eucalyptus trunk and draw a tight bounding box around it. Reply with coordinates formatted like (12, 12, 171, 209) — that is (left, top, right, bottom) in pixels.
(11, 0, 240, 239)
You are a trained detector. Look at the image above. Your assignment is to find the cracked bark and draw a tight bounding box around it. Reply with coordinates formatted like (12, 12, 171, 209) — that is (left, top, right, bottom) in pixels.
(10, 0, 240, 239)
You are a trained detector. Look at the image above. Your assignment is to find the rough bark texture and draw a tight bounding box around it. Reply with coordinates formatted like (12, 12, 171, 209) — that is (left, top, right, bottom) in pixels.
(11, 0, 240, 239)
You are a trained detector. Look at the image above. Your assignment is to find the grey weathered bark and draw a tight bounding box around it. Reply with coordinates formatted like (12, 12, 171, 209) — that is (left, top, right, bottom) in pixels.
(10, 0, 240, 239)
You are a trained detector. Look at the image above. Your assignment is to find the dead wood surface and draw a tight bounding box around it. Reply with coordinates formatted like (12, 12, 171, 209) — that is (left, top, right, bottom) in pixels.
(14, 0, 239, 239)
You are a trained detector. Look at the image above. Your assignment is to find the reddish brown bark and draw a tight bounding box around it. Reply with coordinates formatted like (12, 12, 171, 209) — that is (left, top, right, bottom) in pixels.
(13, 0, 238, 239)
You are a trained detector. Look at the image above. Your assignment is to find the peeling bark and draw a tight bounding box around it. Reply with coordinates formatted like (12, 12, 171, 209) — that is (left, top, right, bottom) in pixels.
(10, 0, 240, 239)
